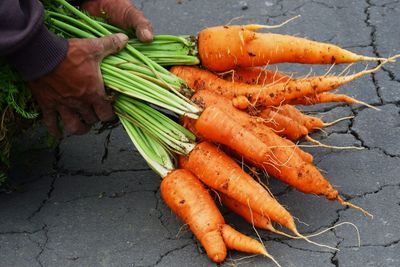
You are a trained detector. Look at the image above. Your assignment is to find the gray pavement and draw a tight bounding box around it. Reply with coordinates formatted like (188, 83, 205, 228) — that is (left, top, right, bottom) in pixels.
(1, 0, 400, 266)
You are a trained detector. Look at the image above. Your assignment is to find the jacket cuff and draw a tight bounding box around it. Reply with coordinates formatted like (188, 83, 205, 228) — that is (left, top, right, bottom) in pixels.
(6, 25, 68, 81)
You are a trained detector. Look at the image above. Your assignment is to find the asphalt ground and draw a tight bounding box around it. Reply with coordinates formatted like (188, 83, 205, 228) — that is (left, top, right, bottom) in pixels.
(1, 0, 399, 266)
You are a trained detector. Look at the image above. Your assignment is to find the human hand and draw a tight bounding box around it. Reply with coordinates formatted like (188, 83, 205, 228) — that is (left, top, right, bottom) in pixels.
(29, 33, 129, 137)
(81, 0, 153, 42)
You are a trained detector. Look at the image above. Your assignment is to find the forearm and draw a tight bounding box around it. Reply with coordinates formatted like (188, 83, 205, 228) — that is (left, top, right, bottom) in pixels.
(0, 0, 68, 81)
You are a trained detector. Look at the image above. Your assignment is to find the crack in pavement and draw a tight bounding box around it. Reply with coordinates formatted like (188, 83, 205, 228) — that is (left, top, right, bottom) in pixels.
(101, 131, 112, 164)
(0, 227, 44, 236)
(54, 167, 152, 178)
(310, 0, 346, 10)
(33, 224, 48, 267)
(348, 107, 400, 157)
(56, 189, 157, 204)
(137, 242, 194, 267)
(26, 175, 58, 221)
(153, 188, 174, 238)
(364, 0, 385, 104)
(341, 183, 400, 201)
(364, 0, 400, 100)
(343, 238, 400, 248)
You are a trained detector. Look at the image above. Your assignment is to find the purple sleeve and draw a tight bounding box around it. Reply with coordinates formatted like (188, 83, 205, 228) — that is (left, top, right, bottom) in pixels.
(0, 0, 68, 81)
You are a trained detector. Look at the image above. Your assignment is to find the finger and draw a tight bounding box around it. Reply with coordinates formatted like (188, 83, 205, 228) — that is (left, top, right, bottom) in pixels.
(42, 108, 62, 138)
(64, 98, 99, 125)
(135, 22, 153, 43)
(58, 105, 90, 135)
(125, 7, 153, 42)
(90, 94, 115, 122)
(95, 33, 129, 59)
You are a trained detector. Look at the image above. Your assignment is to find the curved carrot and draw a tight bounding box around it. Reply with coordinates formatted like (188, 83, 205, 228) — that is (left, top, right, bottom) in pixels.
(198, 25, 386, 72)
(161, 169, 273, 263)
(171, 62, 389, 108)
(180, 142, 296, 231)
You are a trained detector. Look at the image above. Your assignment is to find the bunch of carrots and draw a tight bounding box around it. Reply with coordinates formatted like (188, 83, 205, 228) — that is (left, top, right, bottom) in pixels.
(33, 2, 400, 264)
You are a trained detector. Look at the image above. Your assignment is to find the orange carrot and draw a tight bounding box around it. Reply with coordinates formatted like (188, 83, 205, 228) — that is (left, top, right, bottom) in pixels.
(171, 62, 388, 108)
(287, 92, 378, 110)
(257, 107, 309, 140)
(191, 106, 371, 216)
(263, 104, 326, 132)
(220, 195, 298, 240)
(193, 107, 341, 200)
(220, 224, 266, 256)
(180, 142, 345, 249)
(180, 142, 297, 232)
(161, 169, 226, 262)
(191, 90, 314, 163)
(222, 67, 290, 85)
(220, 192, 275, 231)
(198, 25, 386, 72)
(160, 169, 274, 263)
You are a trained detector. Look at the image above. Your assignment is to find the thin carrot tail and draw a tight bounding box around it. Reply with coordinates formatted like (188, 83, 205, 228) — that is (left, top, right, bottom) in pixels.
(220, 224, 281, 267)
(337, 196, 373, 218)
(350, 54, 400, 79)
(358, 54, 399, 62)
(305, 135, 364, 150)
(291, 227, 339, 251)
(243, 15, 301, 31)
(322, 116, 354, 127)
(283, 218, 339, 251)
(304, 222, 361, 247)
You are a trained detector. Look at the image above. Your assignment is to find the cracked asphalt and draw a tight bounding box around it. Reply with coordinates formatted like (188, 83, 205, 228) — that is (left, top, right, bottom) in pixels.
(1, 0, 400, 266)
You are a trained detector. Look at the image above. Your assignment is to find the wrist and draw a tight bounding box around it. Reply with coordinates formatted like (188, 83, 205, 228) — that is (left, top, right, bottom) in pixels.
(6, 26, 68, 81)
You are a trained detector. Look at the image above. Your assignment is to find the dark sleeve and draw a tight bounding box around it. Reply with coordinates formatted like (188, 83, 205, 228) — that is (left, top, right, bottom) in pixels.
(0, 0, 68, 81)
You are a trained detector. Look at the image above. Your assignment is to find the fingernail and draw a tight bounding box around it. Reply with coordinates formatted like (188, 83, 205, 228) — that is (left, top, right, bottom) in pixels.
(140, 29, 153, 42)
(116, 33, 129, 43)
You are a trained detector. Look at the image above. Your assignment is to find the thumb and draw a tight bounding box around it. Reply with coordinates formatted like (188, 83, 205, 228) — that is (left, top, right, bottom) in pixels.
(96, 33, 129, 59)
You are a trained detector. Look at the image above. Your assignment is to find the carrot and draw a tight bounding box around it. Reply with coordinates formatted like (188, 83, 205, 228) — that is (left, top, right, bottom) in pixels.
(190, 106, 371, 217)
(160, 169, 275, 263)
(198, 24, 387, 72)
(171, 61, 390, 108)
(264, 104, 322, 132)
(160, 169, 226, 262)
(191, 90, 314, 163)
(180, 142, 341, 250)
(220, 224, 276, 263)
(179, 142, 298, 232)
(222, 67, 291, 85)
(220, 193, 302, 239)
(287, 92, 378, 110)
(220, 192, 276, 232)
(257, 106, 309, 140)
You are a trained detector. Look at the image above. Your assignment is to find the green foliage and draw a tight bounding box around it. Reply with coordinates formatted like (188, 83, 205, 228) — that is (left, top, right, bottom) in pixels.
(0, 62, 38, 186)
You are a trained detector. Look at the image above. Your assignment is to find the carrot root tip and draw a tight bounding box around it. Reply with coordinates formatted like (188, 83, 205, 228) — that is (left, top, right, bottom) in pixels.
(305, 136, 364, 150)
(243, 15, 301, 31)
(338, 197, 373, 218)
